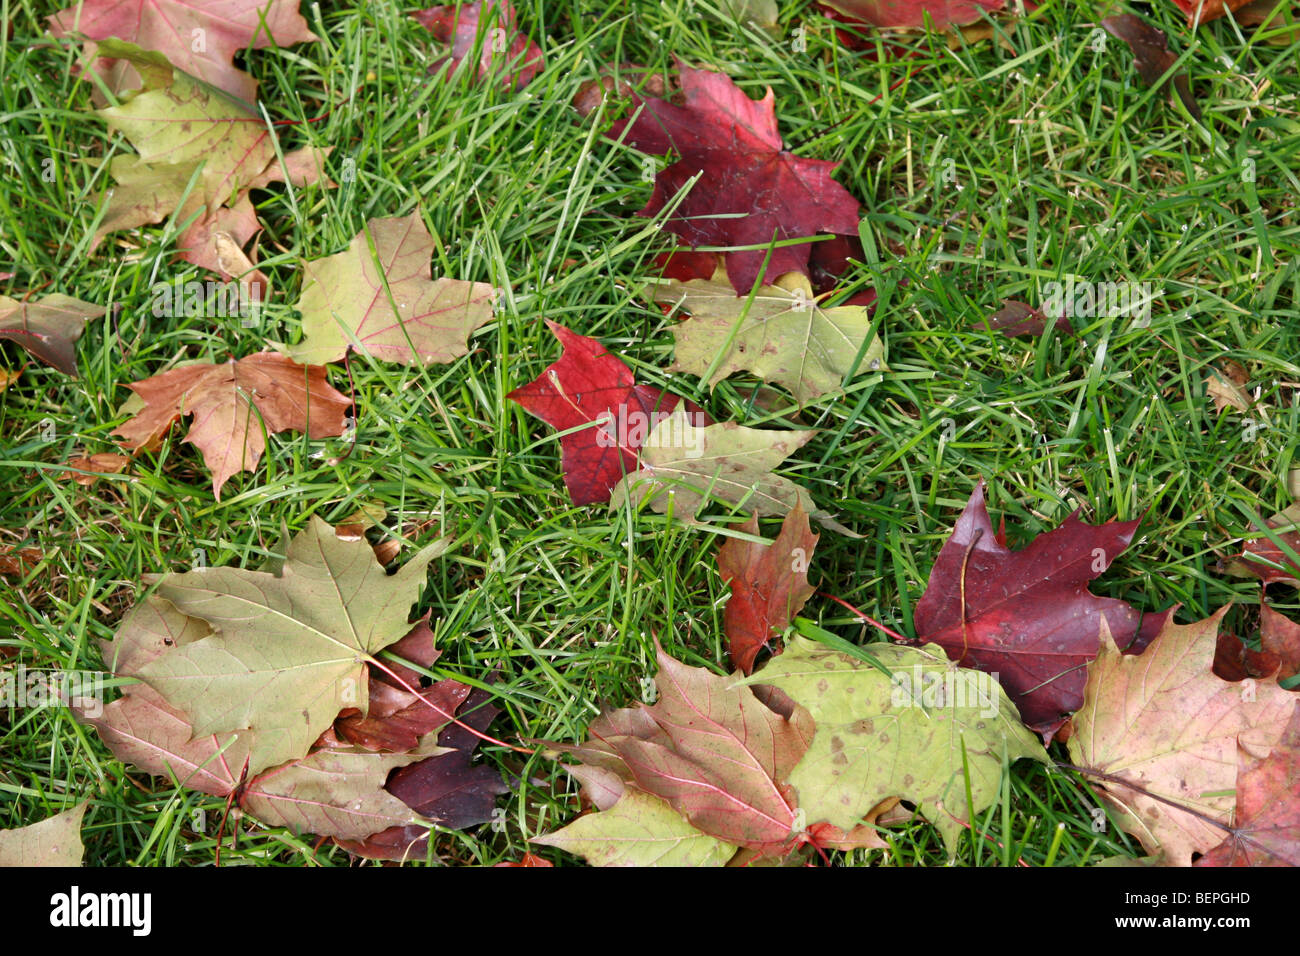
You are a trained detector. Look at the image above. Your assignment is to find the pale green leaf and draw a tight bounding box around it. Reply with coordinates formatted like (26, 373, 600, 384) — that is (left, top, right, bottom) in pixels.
(609, 406, 817, 520)
(741, 635, 1047, 855)
(137, 517, 446, 774)
(532, 789, 738, 866)
(283, 212, 497, 366)
(652, 270, 883, 405)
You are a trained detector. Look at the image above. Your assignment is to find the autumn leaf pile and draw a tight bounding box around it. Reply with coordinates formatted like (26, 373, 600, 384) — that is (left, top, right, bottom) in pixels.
(3, 0, 1299, 868)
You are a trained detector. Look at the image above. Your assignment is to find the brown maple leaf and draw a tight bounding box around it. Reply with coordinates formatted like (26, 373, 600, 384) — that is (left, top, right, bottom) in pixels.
(113, 353, 351, 498)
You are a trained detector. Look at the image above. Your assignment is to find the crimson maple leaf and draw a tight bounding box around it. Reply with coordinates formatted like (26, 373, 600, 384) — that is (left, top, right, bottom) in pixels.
(412, 1, 544, 90)
(913, 481, 1141, 738)
(507, 321, 710, 505)
(818, 0, 1012, 31)
(609, 64, 861, 296)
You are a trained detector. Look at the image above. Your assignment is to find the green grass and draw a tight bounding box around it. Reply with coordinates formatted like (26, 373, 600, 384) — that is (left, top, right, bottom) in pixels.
(1, 0, 1297, 866)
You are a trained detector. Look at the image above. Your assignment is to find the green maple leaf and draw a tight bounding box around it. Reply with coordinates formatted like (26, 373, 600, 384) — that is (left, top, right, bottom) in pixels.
(609, 406, 817, 520)
(742, 635, 1047, 855)
(137, 518, 447, 774)
(532, 788, 738, 867)
(651, 269, 883, 405)
(89, 40, 329, 254)
(283, 212, 497, 366)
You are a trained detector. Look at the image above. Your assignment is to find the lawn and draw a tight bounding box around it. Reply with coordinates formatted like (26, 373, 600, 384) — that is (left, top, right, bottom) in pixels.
(1, 0, 1298, 867)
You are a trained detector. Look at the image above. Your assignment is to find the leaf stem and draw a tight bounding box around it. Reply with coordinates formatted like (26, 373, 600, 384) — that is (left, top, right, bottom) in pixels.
(364, 655, 533, 755)
(815, 591, 909, 643)
(1052, 763, 1235, 835)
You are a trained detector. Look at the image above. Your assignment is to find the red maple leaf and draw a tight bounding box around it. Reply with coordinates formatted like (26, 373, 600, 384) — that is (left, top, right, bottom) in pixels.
(334, 685, 510, 861)
(412, 1, 544, 90)
(610, 64, 861, 296)
(912, 481, 1141, 738)
(818, 0, 1012, 31)
(507, 321, 710, 505)
(717, 506, 819, 674)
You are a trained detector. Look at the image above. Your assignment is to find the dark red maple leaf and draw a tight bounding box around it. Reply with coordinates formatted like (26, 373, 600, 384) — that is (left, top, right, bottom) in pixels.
(412, 1, 543, 90)
(1197, 706, 1300, 867)
(1224, 505, 1300, 587)
(507, 321, 710, 505)
(610, 64, 861, 296)
(717, 506, 819, 674)
(332, 678, 472, 753)
(913, 481, 1142, 738)
(1211, 627, 1280, 683)
(818, 0, 1012, 31)
(334, 685, 509, 861)
(1260, 601, 1300, 681)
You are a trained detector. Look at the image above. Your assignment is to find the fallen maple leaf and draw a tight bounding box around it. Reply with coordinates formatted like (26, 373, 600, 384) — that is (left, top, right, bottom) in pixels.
(49, 0, 316, 101)
(0, 545, 44, 578)
(1197, 707, 1300, 866)
(85, 578, 494, 851)
(88, 40, 331, 277)
(62, 452, 131, 485)
(332, 677, 472, 753)
(412, 1, 544, 90)
(0, 804, 87, 867)
(112, 352, 351, 499)
(913, 480, 1142, 738)
(533, 787, 739, 866)
(1205, 359, 1253, 415)
(1168, 0, 1256, 26)
(1260, 600, 1300, 680)
(649, 264, 884, 405)
(0, 294, 104, 376)
(1211, 627, 1279, 683)
(539, 645, 811, 854)
(241, 743, 447, 841)
(1067, 610, 1298, 865)
(495, 852, 554, 867)
(283, 212, 496, 367)
(1232, 0, 1300, 42)
(507, 321, 710, 505)
(818, 0, 1011, 31)
(335, 684, 510, 860)
(745, 635, 1047, 854)
(609, 64, 861, 296)
(1223, 502, 1300, 586)
(134, 517, 448, 773)
(610, 406, 820, 524)
(1101, 15, 1201, 121)
(982, 299, 1073, 338)
(717, 505, 819, 674)
(82, 595, 251, 796)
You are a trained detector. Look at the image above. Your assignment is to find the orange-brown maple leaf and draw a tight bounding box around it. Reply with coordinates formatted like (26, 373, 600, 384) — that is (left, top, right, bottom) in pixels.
(113, 352, 350, 498)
